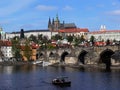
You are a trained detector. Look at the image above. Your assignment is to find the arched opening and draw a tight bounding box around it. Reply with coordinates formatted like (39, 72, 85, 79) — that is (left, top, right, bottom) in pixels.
(39, 53, 44, 58)
(60, 51, 69, 62)
(36, 53, 38, 60)
(49, 52, 54, 57)
(78, 50, 88, 64)
(100, 49, 114, 71)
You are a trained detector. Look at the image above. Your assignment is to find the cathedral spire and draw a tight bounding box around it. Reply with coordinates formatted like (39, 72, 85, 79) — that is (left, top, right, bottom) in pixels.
(55, 14, 59, 22)
(48, 17, 51, 28)
(52, 18, 54, 25)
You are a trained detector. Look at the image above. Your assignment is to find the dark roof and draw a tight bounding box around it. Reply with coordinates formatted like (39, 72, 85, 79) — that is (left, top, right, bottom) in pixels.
(64, 23, 76, 28)
(8, 29, 50, 34)
(25, 29, 50, 33)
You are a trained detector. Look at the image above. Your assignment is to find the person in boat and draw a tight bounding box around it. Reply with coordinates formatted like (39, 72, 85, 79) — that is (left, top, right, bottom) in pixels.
(53, 78, 65, 83)
(53, 78, 60, 83)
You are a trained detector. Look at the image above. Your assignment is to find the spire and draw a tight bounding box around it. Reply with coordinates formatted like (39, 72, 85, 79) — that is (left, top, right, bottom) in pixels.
(63, 21, 65, 28)
(48, 17, 51, 28)
(52, 18, 54, 25)
(100, 25, 106, 31)
(103, 25, 106, 30)
(55, 14, 59, 22)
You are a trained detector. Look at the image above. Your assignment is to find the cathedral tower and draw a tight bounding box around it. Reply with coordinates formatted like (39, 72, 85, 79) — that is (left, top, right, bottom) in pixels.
(48, 14, 60, 31)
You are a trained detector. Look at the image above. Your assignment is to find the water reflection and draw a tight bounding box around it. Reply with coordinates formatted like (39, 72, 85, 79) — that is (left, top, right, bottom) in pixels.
(0, 65, 39, 74)
(0, 65, 119, 90)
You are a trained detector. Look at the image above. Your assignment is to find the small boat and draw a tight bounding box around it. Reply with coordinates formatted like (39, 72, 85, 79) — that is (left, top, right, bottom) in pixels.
(32, 60, 42, 64)
(52, 76, 71, 87)
(42, 61, 52, 67)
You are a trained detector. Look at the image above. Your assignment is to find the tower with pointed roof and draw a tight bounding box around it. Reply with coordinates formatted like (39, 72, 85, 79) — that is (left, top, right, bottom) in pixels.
(48, 14, 60, 31)
(0, 27, 5, 40)
(48, 17, 52, 31)
(48, 14, 77, 32)
(100, 25, 106, 31)
(54, 14, 60, 31)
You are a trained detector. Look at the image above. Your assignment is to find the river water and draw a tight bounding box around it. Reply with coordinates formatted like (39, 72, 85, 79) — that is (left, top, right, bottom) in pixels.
(0, 65, 119, 90)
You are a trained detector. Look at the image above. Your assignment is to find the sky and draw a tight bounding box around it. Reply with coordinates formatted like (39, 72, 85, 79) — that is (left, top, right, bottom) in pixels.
(0, 0, 120, 32)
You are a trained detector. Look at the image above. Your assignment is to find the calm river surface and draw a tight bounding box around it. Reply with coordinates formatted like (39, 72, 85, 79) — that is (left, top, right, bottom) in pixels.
(0, 65, 119, 90)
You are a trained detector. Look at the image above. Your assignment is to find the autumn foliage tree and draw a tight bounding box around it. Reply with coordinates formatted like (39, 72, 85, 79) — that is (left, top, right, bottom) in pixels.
(24, 40, 32, 61)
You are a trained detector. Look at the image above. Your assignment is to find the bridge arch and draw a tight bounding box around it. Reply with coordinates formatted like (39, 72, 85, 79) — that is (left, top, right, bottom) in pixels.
(38, 52, 44, 58)
(78, 50, 88, 64)
(49, 52, 54, 57)
(100, 49, 114, 70)
(60, 51, 69, 62)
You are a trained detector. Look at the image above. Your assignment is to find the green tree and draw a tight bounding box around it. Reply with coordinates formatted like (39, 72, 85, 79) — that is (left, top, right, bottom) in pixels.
(66, 35, 73, 44)
(11, 37, 21, 61)
(106, 39, 110, 45)
(90, 35, 95, 45)
(80, 35, 85, 43)
(38, 34, 43, 40)
(74, 37, 80, 46)
(29, 34, 37, 43)
(51, 34, 62, 41)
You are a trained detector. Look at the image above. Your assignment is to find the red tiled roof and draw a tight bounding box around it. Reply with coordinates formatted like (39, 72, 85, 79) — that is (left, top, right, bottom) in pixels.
(20, 44, 39, 50)
(31, 44, 39, 49)
(2, 41, 12, 46)
(58, 28, 89, 33)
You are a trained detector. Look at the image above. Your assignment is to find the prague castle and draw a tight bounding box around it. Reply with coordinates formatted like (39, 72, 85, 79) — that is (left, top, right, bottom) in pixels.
(0, 15, 120, 42)
(48, 14, 76, 31)
(2, 15, 88, 40)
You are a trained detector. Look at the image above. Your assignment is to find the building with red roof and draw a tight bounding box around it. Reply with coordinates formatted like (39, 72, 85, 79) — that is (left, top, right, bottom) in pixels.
(1, 40, 13, 60)
(58, 28, 89, 39)
(20, 41, 39, 61)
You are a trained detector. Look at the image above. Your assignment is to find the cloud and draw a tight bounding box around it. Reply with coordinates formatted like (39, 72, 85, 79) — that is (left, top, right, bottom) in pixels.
(63, 5, 73, 11)
(107, 10, 120, 15)
(0, 0, 35, 17)
(112, 2, 117, 6)
(36, 5, 58, 11)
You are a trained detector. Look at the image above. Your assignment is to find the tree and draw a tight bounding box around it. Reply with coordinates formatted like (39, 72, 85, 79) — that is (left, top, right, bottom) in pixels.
(66, 35, 73, 44)
(90, 36, 95, 46)
(0, 40, 4, 58)
(24, 40, 32, 61)
(38, 34, 43, 40)
(11, 37, 21, 61)
(80, 35, 85, 43)
(106, 39, 110, 45)
(29, 34, 37, 43)
(20, 29, 25, 39)
(51, 34, 62, 41)
(73, 37, 80, 46)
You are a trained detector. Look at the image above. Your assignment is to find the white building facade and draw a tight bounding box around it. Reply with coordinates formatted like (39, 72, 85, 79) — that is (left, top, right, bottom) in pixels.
(1, 25, 120, 42)
(87, 25, 120, 41)
(5, 29, 58, 40)
(1, 41, 13, 61)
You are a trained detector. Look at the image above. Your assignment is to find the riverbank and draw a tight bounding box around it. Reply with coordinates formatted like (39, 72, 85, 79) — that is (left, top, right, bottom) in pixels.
(0, 61, 33, 66)
(0, 61, 120, 71)
(50, 63, 120, 71)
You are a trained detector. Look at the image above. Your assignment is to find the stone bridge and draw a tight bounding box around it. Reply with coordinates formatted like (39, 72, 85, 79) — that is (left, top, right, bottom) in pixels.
(38, 45, 120, 67)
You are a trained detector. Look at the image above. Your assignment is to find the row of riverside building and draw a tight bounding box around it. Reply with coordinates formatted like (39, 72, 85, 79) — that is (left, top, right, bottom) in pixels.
(0, 15, 120, 61)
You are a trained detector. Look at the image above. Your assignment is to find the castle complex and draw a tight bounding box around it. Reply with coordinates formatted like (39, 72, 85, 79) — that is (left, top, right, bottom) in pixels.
(0, 15, 120, 62)
(0, 15, 120, 42)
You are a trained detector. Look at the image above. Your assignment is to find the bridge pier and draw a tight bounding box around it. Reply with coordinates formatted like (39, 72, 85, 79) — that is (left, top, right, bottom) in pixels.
(65, 56, 78, 65)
